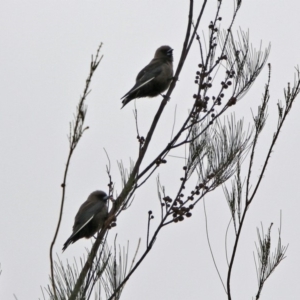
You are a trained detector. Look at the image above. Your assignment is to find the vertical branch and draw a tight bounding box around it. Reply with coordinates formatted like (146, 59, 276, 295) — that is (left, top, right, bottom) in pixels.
(49, 44, 103, 299)
(226, 68, 300, 300)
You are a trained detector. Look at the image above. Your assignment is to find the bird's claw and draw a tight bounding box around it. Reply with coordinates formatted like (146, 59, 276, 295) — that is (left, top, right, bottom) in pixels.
(161, 94, 170, 101)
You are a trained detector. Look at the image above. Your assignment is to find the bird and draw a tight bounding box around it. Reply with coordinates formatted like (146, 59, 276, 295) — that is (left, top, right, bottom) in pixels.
(62, 190, 109, 251)
(121, 45, 174, 108)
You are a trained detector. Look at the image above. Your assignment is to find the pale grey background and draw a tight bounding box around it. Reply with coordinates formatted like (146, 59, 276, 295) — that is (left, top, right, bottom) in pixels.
(1, 1, 299, 299)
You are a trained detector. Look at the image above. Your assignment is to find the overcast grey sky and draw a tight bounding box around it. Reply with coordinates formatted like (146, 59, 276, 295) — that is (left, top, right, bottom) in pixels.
(1, 1, 300, 299)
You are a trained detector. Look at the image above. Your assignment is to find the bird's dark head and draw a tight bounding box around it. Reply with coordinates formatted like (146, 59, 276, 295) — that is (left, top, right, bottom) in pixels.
(155, 45, 173, 61)
(90, 190, 109, 202)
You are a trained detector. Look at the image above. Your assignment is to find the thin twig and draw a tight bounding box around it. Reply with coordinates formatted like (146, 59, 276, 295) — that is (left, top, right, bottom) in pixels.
(203, 199, 227, 293)
(49, 43, 103, 300)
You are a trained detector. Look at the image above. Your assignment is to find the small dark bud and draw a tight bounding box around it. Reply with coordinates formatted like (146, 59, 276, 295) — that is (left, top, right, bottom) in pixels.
(228, 97, 237, 106)
(207, 83, 212, 88)
(189, 205, 194, 209)
(186, 213, 192, 218)
(151, 216, 154, 219)
(178, 216, 184, 221)
(193, 94, 197, 98)
(227, 81, 232, 85)
(211, 114, 215, 118)
(198, 64, 203, 68)
(220, 93, 224, 98)
(183, 166, 187, 170)
(148, 210, 152, 215)
(61, 183, 65, 188)
(195, 80, 198, 84)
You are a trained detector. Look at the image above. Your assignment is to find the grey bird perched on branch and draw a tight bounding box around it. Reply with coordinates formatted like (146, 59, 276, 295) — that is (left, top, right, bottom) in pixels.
(62, 190, 109, 251)
(121, 45, 174, 108)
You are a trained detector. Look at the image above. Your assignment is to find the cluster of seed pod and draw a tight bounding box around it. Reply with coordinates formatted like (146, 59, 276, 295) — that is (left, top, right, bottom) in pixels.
(148, 210, 154, 220)
(172, 205, 193, 223)
(162, 196, 172, 207)
(137, 135, 145, 145)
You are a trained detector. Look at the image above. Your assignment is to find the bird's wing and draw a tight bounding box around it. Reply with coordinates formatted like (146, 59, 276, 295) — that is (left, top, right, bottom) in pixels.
(70, 215, 94, 238)
(121, 61, 163, 99)
(127, 77, 155, 94)
(73, 200, 103, 231)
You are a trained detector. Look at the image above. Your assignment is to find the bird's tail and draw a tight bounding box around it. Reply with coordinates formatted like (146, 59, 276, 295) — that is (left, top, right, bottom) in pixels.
(121, 98, 130, 109)
(62, 237, 73, 252)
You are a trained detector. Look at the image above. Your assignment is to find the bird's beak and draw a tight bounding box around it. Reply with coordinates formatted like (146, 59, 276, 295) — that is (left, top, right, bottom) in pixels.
(167, 48, 173, 54)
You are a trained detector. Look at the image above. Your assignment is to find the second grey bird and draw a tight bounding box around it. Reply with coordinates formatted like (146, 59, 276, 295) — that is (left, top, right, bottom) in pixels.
(121, 45, 174, 108)
(62, 190, 109, 251)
